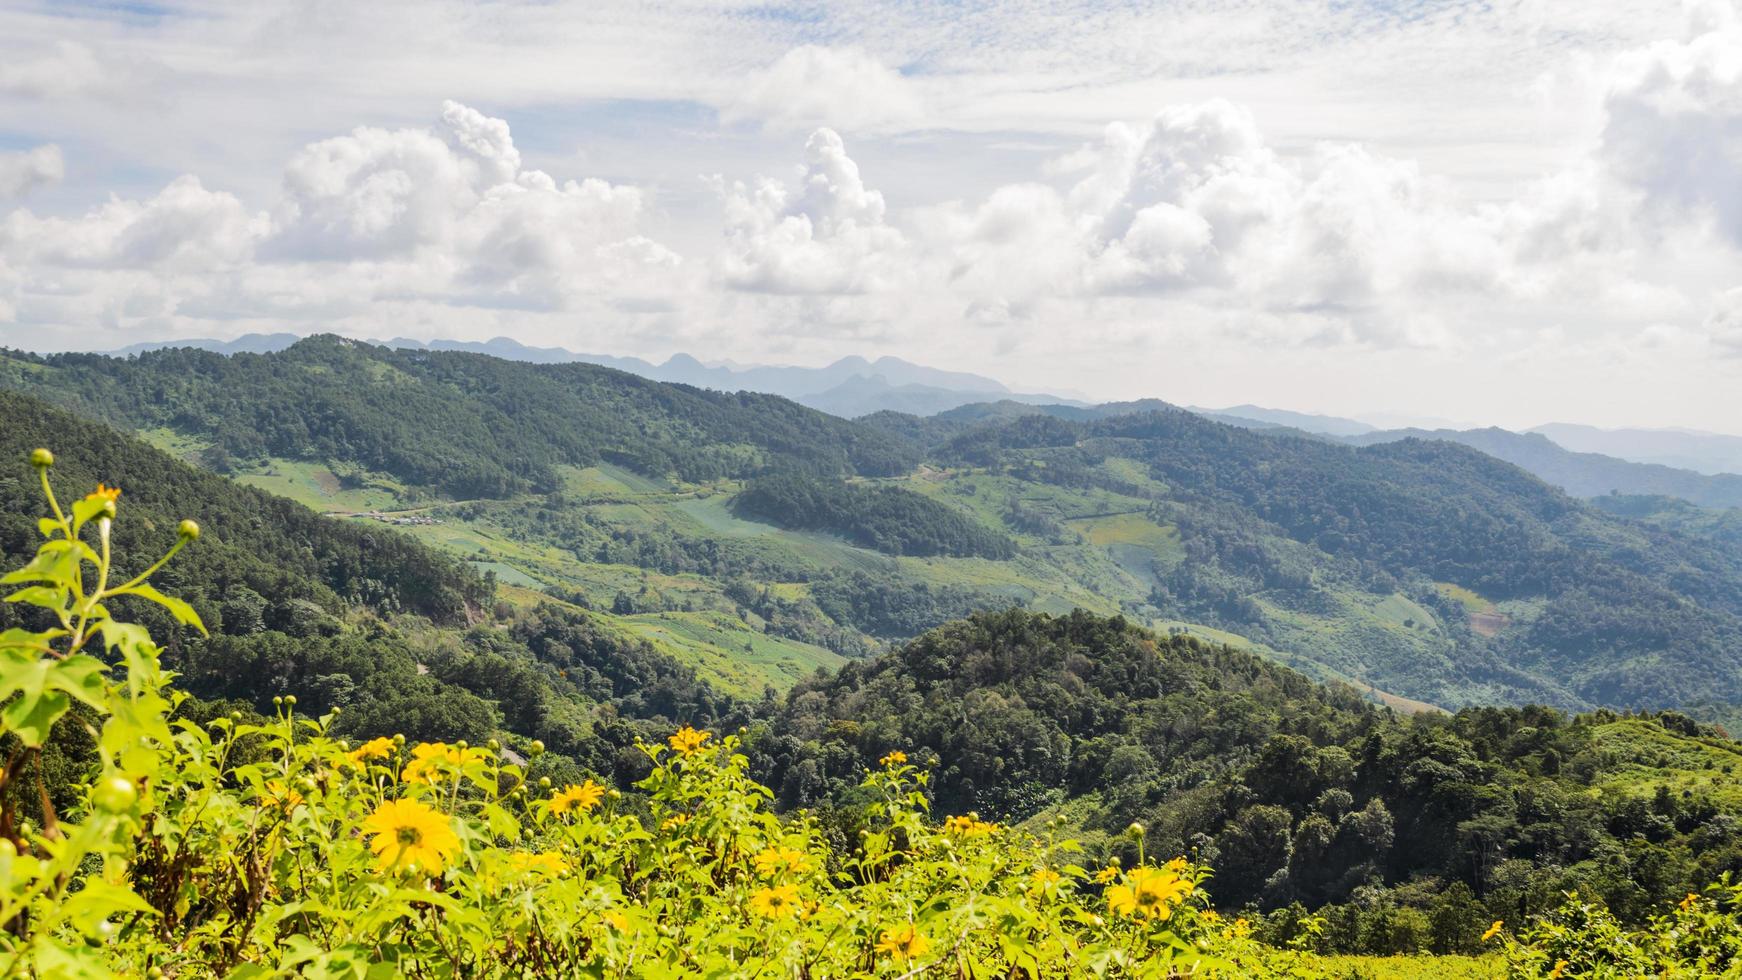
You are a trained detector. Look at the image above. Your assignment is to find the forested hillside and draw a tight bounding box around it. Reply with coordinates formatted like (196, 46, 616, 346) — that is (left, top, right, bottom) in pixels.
(6, 343, 1742, 719)
(0, 393, 741, 793)
(753, 608, 1742, 952)
(0, 337, 915, 496)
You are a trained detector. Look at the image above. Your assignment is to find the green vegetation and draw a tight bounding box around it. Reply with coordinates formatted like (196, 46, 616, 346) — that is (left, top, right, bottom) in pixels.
(0, 337, 915, 496)
(732, 471, 1016, 558)
(753, 608, 1742, 955)
(6, 454, 1742, 975)
(6, 341, 1742, 718)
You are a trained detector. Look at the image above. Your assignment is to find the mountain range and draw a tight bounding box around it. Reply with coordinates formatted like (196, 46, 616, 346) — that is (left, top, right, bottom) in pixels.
(5, 336, 1742, 725)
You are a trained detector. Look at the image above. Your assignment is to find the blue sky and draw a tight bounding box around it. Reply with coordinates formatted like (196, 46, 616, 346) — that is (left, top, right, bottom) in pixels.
(0, 0, 1738, 430)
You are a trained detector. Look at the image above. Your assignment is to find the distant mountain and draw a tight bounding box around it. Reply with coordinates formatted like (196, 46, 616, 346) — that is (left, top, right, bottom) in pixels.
(797, 377, 1084, 419)
(1188, 404, 1377, 437)
(1349, 427, 1742, 510)
(110, 333, 305, 357)
(93, 332, 1039, 414)
(1532, 423, 1742, 477)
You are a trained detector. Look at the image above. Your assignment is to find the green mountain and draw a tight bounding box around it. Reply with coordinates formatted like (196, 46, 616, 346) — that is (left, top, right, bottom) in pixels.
(6, 373, 1742, 956)
(6, 339, 1742, 718)
(0, 389, 740, 780)
(1352, 426, 1742, 510)
(754, 607, 1742, 946)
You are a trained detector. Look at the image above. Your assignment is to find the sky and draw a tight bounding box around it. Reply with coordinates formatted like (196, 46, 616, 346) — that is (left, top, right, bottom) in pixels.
(0, 0, 1739, 431)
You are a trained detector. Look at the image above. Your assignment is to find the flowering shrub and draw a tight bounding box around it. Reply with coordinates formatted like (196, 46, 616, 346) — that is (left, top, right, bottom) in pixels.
(1496, 881, 1742, 979)
(0, 450, 1222, 977)
(7, 449, 1739, 979)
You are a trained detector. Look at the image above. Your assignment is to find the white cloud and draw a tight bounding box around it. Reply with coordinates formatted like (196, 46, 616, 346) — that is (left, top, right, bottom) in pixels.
(0, 101, 677, 336)
(724, 46, 925, 134)
(0, 41, 103, 99)
(1708, 287, 1742, 354)
(3, 175, 263, 271)
(0, 145, 63, 199)
(716, 128, 909, 293)
(1597, 8, 1742, 245)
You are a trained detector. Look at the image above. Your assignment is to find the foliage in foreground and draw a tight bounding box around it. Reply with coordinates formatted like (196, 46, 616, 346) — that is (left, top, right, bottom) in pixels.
(5, 450, 1742, 978)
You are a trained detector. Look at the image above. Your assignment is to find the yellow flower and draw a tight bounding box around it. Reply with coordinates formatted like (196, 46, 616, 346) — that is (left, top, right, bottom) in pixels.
(549, 780, 605, 816)
(875, 923, 931, 963)
(1482, 920, 1504, 942)
(85, 483, 121, 504)
(347, 737, 394, 767)
(754, 846, 812, 877)
(748, 883, 802, 920)
(1029, 867, 1063, 895)
(1679, 892, 1700, 912)
(668, 725, 711, 756)
(661, 813, 691, 831)
(1106, 866, 1192, 921)
(1094, 864, 1121, 884)
(362, 798, 459, 876)
(507, 851, 567, 876)
(260, 779, 303, 810)
(602, 910, 630, 932)
(1548, 960, 1569, 979)
(402, 742, 465, 785)
(1231, 917, 1252, 939)
(879, 750, 908, 767)
(943, 814, 997, 836)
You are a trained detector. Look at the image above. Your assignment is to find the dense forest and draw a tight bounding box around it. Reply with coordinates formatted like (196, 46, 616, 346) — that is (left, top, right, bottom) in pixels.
(0, 337, 916, 496)
(5, 396, 1742, 961)
(732, 471, 1016, 558)
(751, 608, 1742, 954)
(7, 343, 1742, 717)
(862, 406, 1742, 712)
(0, 393, 744, 809)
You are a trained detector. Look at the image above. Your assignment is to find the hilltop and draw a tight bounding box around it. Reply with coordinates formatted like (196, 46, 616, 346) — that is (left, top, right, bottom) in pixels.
(5, 341, 1742, 718)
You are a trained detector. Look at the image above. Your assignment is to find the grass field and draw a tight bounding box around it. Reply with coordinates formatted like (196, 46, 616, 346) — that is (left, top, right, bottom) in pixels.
(616, 610, 846, 696)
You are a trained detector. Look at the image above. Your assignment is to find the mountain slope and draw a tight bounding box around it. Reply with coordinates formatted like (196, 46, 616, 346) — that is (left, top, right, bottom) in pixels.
(9, 345, 1742, 716)
(1351, 426, 1742, 509)
(0, 390, 738, 762)
(2, 337, 916, 497)
(1535, 422, 1742, 476)
(758, 607, 1742, 929)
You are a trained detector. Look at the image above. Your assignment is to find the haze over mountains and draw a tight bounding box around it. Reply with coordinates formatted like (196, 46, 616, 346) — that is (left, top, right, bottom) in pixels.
(82, 331, 1742, 507)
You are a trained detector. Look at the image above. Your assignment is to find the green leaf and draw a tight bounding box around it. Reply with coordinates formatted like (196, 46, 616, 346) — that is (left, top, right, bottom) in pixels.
(70, 494, 111, 530)
(2, 687, 68, 747)
(58, 878, 156, 934)
(49, 654, 110, 710)
(0, 540, 78, 588)
(4, 585, 67, 614)
(36, 517, 61, 539)
(112, 583, 207, 636)
(95, 619, 155, 657)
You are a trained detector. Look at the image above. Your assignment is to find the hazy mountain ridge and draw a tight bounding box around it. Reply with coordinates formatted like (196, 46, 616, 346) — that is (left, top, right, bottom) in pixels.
(96, 332, 1036, 408)
(1347, 426, 1742, 510)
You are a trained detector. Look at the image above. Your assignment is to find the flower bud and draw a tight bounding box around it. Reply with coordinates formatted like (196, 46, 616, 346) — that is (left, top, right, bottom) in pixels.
(1126, 822, 1145, 838)
(272, 696, 283, 707)
(538, 776, 552, 789)
(92, 776, 138, 813)
(229, 711, 242, 722)
(455, 740, 468, 751)
(528, 739, 545, 756)
(29, 448, 53, 469)
(392, 733, 406, 746)
(177, 519, 201, 541)
(284, 695, 297, 707)
(486, 738, 500, 752)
